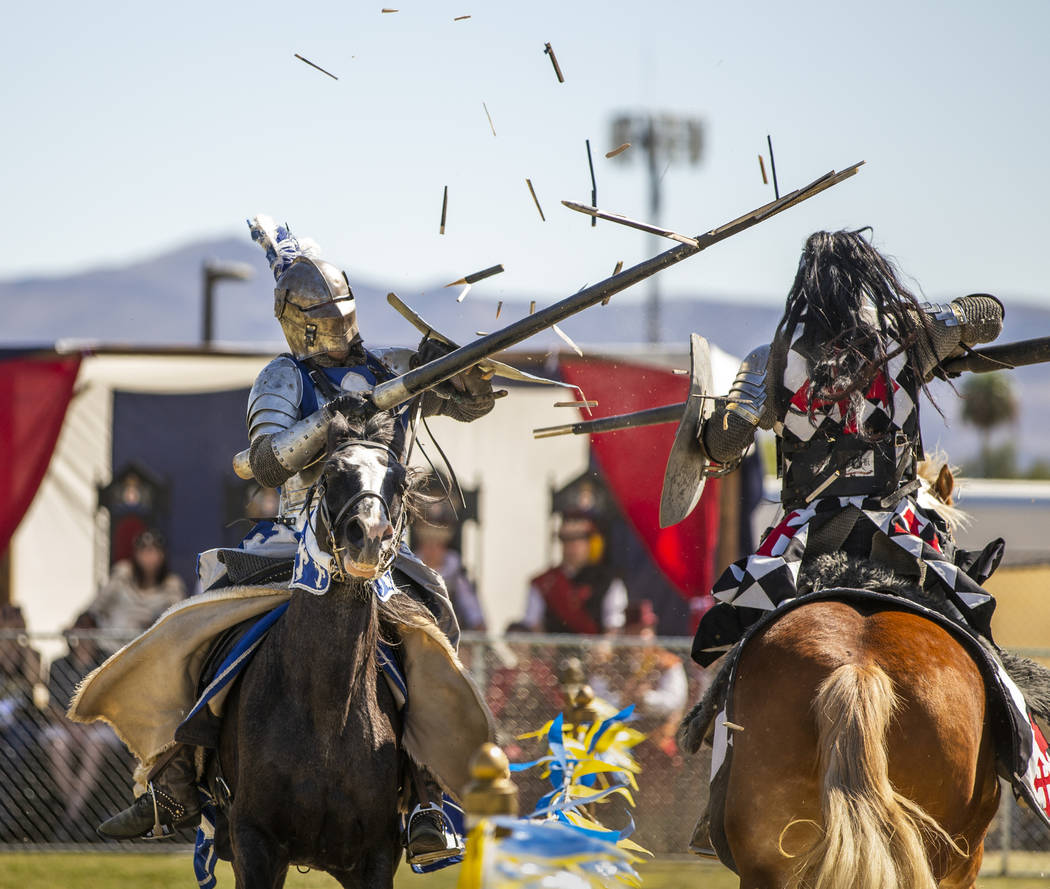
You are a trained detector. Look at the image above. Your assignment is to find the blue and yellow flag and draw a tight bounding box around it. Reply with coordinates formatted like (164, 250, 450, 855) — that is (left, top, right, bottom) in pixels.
(458, 706, 649, 888)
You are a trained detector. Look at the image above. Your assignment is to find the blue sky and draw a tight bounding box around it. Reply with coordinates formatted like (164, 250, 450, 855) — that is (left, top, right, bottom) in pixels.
(4, 1, 1049, 307)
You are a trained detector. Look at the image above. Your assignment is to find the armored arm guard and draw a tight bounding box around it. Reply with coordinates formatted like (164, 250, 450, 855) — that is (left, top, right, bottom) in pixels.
(699, 344, 772, 465)
(243, 356, 330, 487)
(249, 410, 330, 488)
(919, 294, 1004, 378)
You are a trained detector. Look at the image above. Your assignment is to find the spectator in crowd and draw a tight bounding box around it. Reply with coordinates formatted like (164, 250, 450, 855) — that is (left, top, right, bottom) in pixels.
(43, 611, 121, 839)
(88, 530, 185, 647)
(46, 612, 107, 715)
(519, 511, 627, 635)
(0, 604, 44, 749)
(616, 600, 688, 752)
(0, 603, 49, 841)
(411, 501, 485, 631)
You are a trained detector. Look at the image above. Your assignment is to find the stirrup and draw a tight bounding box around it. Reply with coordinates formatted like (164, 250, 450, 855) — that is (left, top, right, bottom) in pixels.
(688, 839, 719, 860)
(143, 782, 175, 840)
(405, 803, 464, 867)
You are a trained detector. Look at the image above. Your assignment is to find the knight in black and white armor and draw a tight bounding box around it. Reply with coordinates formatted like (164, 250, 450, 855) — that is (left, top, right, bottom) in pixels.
(99, 219, 495, 863)
(690, 228, 1008, 667)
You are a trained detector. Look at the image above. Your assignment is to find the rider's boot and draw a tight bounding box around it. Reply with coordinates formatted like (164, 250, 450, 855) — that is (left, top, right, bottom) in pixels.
(688, 810, 718, 859)
(98, 744, 201, 839)
(404, 773, 463, 867)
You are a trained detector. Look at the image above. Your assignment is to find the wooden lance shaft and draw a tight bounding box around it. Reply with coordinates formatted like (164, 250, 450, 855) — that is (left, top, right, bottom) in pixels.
(534, 402, 684, 438)
(371, 241, 701, 410)
(532, 335, 1050, 440)
(939, 336, 1050, 375)
(370, 162, 864, 411)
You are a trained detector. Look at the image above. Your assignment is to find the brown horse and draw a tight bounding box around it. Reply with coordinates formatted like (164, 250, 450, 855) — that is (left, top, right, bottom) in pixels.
(717, 462, 1001, 889)
(723, 600, 1000, 889)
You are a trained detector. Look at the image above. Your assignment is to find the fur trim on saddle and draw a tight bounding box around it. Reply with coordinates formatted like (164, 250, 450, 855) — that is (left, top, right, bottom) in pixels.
(680, 553, 1050, 758)
(805, 553, 1050, 721)
(995, 650, 1050, 723)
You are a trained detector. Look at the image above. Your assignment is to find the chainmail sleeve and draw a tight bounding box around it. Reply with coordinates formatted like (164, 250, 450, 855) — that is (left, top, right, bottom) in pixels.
(249, 435, 294, 488)
(702, 405, 763, 465)
(916, 294, 1004, 378)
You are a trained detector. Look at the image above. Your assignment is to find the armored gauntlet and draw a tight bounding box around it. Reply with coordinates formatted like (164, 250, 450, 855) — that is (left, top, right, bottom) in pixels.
(699, 344, 771, 465)
(413, 338, 498, 422)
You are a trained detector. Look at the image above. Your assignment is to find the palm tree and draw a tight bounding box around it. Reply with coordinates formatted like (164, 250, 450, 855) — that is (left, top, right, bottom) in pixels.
(960, 373, 1018, 476)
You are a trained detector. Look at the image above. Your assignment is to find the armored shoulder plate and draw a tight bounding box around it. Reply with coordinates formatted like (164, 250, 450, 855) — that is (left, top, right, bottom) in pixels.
(247, 356, 303, 440)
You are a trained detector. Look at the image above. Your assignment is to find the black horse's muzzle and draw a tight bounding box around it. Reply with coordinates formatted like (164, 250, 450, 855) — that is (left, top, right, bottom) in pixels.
(326, 489, 401, 580)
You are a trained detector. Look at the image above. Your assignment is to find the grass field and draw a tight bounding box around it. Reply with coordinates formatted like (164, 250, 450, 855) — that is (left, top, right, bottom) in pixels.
(0, 853, 1046, 889)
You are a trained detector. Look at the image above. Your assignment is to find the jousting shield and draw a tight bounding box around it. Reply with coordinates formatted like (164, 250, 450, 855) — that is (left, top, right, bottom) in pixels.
(659, 334, 715, 528)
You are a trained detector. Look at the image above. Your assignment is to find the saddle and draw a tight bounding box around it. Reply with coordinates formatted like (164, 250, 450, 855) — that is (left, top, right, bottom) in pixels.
(174, 615, 265, 749)
(214, 550, 293, 588)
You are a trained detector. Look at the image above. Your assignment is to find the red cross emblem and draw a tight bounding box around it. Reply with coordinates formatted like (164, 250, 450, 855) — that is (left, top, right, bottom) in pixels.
(1034, 760, 1050, 815)
(1031, 719, 1050, 815)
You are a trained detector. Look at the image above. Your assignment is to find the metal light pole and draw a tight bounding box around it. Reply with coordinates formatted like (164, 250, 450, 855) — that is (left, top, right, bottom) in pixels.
(202, 260, 254, 346)
(609, 112, 705, 344)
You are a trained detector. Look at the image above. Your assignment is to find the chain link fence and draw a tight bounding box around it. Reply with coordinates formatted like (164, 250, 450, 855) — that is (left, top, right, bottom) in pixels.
(0, 629, 1047, 874)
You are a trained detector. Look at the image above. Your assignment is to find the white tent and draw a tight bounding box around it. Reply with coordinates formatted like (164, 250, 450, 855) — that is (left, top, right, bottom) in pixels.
(11, 343, 739, 638)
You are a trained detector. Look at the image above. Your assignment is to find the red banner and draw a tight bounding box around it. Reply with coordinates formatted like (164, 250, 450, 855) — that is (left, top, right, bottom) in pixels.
(0, 354, 82, 555)
(559, 358, 719, 628)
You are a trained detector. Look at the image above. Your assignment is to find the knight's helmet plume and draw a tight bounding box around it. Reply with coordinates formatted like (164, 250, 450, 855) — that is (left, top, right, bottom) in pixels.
(247, 215, 358, 360)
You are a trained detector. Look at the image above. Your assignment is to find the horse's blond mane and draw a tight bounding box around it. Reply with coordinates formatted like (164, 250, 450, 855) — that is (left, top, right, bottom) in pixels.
(915, 452, 970, 533)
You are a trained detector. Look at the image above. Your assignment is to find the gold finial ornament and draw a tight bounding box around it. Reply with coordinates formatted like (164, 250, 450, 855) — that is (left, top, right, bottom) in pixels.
(462, 743, 519, 825)
(568, 684, 599, 728)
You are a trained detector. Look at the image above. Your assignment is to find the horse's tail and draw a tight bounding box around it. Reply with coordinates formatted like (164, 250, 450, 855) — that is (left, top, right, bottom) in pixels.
(790, 662, 962, 889)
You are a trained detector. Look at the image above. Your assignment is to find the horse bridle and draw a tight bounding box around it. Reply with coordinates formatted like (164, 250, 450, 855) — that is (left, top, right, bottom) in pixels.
(308, 439, 407, 583)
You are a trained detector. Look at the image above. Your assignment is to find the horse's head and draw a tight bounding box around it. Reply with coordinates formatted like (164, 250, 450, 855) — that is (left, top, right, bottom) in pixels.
(916, 453, 969, 534)
(316, 399, 415, 581)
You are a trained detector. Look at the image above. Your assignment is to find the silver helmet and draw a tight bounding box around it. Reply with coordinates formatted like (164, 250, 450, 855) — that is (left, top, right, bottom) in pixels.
(273, 256, 358, 360)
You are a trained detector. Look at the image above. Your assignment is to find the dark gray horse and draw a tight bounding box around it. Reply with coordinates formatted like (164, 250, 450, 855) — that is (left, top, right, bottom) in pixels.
(215, 406, 428, 889)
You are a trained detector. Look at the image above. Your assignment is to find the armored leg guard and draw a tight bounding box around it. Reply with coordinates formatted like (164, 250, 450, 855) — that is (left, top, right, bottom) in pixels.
(98, 745, 201, 839)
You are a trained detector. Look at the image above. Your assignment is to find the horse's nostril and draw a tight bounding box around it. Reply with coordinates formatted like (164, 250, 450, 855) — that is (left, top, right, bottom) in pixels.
(381, 524, 394, 541)
(346, 524, 365, 548)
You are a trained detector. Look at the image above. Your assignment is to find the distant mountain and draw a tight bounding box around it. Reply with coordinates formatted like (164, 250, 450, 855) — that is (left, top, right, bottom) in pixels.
(3, 237, 1049, 467)
(0, 234, 781, 351)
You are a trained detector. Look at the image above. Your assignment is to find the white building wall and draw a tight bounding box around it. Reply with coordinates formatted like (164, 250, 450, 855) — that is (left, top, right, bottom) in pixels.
(410, 386, 589, 634)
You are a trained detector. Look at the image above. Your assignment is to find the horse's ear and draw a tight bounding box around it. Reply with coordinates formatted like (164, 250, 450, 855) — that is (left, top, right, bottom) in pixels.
(934, 464, 955, 505)
(327, 411, 350, 453)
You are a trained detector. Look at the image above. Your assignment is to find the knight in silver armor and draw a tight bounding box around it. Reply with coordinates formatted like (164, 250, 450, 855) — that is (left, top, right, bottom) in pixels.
(100, 217, 497, 861)
(209, 231, 497, 617)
